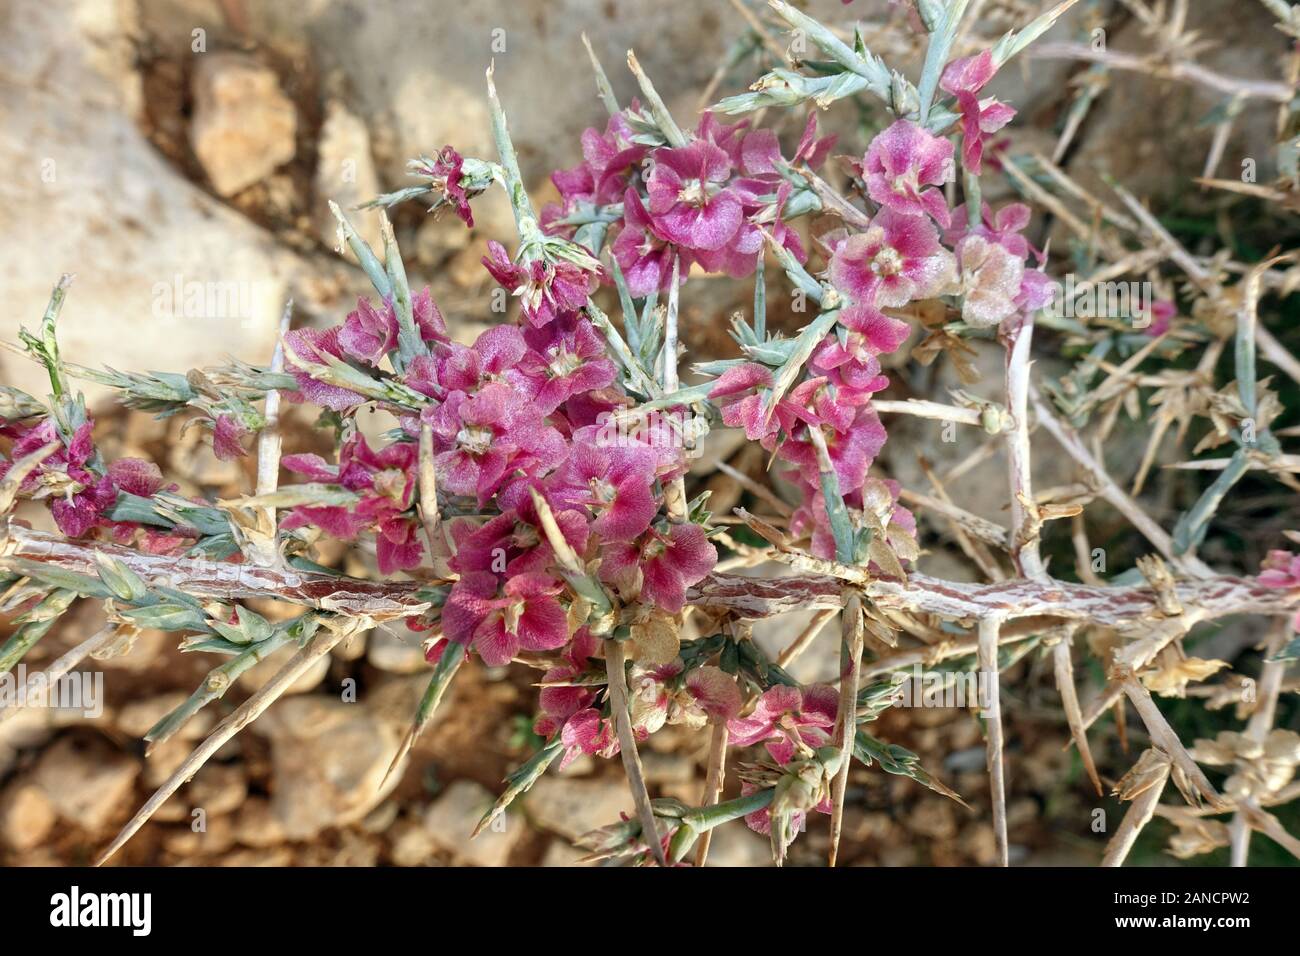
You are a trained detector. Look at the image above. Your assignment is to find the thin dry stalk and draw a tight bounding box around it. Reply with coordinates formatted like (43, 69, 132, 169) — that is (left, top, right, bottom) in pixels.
(828, 592, 863, 867)
(1101, 755, 1170, 867)
(96, 623, 351, 865)
(978, 613, 1009, 866)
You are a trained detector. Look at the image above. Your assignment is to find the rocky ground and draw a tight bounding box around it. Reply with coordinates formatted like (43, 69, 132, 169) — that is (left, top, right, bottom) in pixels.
(1, 0, 1293, 865)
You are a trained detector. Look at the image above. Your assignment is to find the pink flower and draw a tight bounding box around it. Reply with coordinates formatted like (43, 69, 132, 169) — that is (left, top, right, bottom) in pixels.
(414, 146, 475, 228)
(107, 458, 164, 497)
(862, 119, 954, 227)
(940, 51, 998, 97)
(435, 324, 527, 395)
(508, 315, 617, 414)
(940, 51, 1015, 175)
(281, 435, 425, 574)
(600, 522, 717, 613)
(727, 684, 839, 764)
(793, 113, 837, 168)
(809, 345, 891, 406)
(450, 492, 589, 580)
(547, 112, 647, 215)
(836, 304, 912, 353)
(778, 407, 887, 495)
(284, 327, 367, 411)
(1142, 299, 1177, 337)
(681, 666, 744, 724)
(709, 362, 775, 440)
(612, 189, 687, 297)
(551, 441, 658, 541)
(212, 414, 249, 461)
(1, 419, 116, 538)
(482, 241, 597, 329)
(535, 628, 602, 741)
(424, 383, 567, 502)
(338, 296, 398, 366)
(957, 234, 1025, 328)
(946, 201, 1035, 260)
(1260, 550, 1300, 631)
(645, 140, 743, 251)
(1260, 550, 1300, 589)
(442, 570, 570, 667)
(559, 707, 619, 768)
(829, 208, 957, 309)
(412, 288, 451, 344)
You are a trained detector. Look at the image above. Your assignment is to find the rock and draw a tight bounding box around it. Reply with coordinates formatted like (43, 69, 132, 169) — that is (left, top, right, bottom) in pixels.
(143, 736, 192, 788)
(639, 751, 695, 785)
(360, 800, 400, 834)
(237, 644, 330, 696)
(0, 706, 53, 777)
(0, 781, 58, 852)
(216, 846, 295, 866)
(0, 0, 324, 409)
(117, 692, 213, 740)
(424, 780, 522, 867)
(703, 823, 771, 868)
(524, 777, 633, 842)
(314, 100, 383, 251)
(153, 793, 191, 824)
(162, 813, 235, 857)
(366, 628, 429, 675)
(540, 839, 587, 867)
(333, 628, 369, 662)
(31, 735, 140, 831)
(186, 763, 248, 816)
(189, 52, 297, 197)
(256, 695, 402, 840)
(389, 816, 436, 866)
(295, 831, 381, 866)
(232, 797, 286, 849)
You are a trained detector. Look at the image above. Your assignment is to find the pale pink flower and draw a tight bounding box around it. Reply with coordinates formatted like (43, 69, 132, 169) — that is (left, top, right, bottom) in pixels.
(727, 684, 839, 765)
(829, 208, 957, 309)
(957, 234, 1025, 328)
(862, 120, 954, 227)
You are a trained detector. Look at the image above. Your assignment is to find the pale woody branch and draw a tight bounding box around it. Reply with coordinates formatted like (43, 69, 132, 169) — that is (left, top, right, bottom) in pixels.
(6, 524, 1296, 630)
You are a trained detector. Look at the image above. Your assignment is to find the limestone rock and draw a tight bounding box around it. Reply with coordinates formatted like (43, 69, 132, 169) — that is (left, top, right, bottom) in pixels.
(190, 52, 297, 197)
(524, 777, 633, 842)
(424, 780, 522, 867)
(0, 781, 58, 852)
(30, 735, 140, 831)
(237, 643, 330, 696)
(185, 762, 248, 817)
(314, 100, 383, 251)
(256, 695, 402, 840)
(366, 627, 428, 675)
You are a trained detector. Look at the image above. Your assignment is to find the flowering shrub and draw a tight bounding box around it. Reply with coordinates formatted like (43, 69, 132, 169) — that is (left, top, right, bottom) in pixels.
(4, 0, 1300, 869)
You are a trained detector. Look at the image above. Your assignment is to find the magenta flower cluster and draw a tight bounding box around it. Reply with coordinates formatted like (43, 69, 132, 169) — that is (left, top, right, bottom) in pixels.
(274, 255, 718, 768)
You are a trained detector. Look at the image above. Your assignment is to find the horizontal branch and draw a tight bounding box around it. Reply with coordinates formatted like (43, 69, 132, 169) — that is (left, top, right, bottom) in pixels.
(5, 526, 1296, 632)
